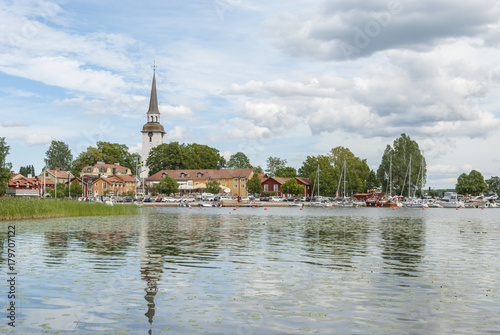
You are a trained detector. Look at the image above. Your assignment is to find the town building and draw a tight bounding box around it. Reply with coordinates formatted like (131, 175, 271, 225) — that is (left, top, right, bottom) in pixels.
(92, 175, 138, 197)
(80, 161, 132, 177)
(37, 168, 73, 184)
(6, 175, 53, 197)
(261, 177, 312, 197)
(140, 71, 166, 179)
(80, 161, 133, 197)
(146, 168, 254, 197)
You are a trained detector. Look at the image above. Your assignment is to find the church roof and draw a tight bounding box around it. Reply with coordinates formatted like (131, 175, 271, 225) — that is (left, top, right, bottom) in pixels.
(147, 72, 160, 115)
(141, 123, 165, 133)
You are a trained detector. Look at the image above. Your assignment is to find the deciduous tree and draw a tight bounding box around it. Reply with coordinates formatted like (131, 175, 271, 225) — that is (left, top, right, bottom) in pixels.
(156, 175, 179, 195)
(72, 142, 140, 176)
(456, 170, 488, 196)
(265, 157, 287, 177)
(281, 178, 305, 197)
(486, 176, 500, 195)
(247, 173, 263, 195)
(0, 137, 11, 195)
(45, 140, 73, 171)
(275, 166, 298, 178)
(226, 152, 252, 169)
(206, 180, 221, 194)
(377, 134, 426, 197)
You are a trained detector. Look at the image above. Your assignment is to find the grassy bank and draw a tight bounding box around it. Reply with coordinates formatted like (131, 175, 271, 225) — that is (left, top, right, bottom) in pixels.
(0, 197, 140, 221)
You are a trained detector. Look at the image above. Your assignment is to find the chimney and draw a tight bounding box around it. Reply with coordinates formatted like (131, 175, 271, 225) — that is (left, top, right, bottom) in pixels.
(114, 161, 120, 166)
(97, 160, 104, 165)
(217, 165, 221, 170)
(112, 168, 116, 175)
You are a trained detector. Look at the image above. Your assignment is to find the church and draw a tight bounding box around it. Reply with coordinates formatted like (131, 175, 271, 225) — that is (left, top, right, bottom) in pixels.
(140, 70, 166, 179)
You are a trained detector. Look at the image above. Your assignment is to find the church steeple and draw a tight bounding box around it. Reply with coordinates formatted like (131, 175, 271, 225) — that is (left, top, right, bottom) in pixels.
(147, 71, 159, 116)
(140, 69, 166, 180)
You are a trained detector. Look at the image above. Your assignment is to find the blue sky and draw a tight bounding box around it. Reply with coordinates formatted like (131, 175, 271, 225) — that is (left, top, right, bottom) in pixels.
(1, 0, 500, 188)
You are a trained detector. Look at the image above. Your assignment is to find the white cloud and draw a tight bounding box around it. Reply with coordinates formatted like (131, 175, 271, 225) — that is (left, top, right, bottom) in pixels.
(165, 125, 192, 141)
(9, 133, 53, 146)
(1, 120, 30, 127)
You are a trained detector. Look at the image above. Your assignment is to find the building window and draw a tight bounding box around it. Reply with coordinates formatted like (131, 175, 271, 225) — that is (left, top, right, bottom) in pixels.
(94, 190, 98, 196)
(222, 184, 226, 187)
(273, 185, 278, 192)
(241, 184, 245, 189)
(240, 178, 245, 182)
(195, 182, 199, 185)
(221, 179, 225, 182)
(234, 178, 238, 183)
(103, 183, 107, 189)
(197, 173, 203, 178)
(95, 183, 98, 187)
(264, 185, 268, 192)
(234, 184, 238, 188)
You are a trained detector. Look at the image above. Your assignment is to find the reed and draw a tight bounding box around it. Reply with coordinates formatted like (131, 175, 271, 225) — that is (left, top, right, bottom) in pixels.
(0, 197, 140, 221)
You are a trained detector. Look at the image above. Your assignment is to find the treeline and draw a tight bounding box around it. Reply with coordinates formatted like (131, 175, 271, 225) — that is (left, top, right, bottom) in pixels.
(2, 134, 499, 197)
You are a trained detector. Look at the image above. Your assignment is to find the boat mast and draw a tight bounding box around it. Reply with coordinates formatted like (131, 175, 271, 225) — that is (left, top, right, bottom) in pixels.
(343, 159, 347, 199)
(408, 155, 411, 198)
(389, 155, 392, 198)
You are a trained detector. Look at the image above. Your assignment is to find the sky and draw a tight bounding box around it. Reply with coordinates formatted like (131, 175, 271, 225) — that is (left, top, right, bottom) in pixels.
(1, 0, 500, 189)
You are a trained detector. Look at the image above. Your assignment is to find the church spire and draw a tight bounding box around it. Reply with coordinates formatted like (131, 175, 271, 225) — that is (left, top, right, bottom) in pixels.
(147, 70, 159, 115)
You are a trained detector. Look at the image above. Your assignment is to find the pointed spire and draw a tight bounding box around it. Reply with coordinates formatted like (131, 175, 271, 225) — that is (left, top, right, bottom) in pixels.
(147, 71, 159, 115)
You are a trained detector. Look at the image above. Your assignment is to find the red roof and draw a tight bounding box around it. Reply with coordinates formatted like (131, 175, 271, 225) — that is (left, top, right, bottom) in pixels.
(147, 169, 254, 182)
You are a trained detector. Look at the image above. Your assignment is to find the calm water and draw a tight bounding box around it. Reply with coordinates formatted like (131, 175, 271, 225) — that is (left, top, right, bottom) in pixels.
(1, 207, 500, 334)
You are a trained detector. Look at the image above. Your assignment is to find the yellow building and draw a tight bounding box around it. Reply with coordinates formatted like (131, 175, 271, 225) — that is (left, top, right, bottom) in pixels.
(146, 168, 254, 196)
(92, 175, 138, 197)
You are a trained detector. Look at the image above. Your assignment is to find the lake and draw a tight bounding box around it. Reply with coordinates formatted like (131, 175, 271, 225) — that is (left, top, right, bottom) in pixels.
(1, 206, 499, 334)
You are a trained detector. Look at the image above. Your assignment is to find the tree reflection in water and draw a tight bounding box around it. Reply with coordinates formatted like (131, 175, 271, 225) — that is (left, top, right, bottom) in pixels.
(379, 217, 425, 277)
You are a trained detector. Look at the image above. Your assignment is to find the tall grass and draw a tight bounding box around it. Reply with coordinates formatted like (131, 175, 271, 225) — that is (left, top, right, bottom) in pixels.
(0, 198, 140, 221)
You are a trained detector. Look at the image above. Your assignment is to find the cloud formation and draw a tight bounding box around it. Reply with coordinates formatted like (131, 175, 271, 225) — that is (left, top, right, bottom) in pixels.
(223, 50, 500, 140)
(267, 0, 500, 61)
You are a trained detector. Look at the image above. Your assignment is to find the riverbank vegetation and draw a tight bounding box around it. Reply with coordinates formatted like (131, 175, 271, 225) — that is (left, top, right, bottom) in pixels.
(0, 197, 139, 221)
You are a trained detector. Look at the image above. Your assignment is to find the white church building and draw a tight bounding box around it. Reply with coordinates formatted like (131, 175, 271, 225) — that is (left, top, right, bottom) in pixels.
(140, 71, 166, 179)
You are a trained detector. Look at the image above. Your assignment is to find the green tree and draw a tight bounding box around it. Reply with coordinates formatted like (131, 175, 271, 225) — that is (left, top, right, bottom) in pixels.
(456, 170, 488, 196)
(281, 178, 305, 197)
(265, 157, 287, 177)
(247, 173, 263, 195)
(146, 142, 194, 176)
(72, 142, 140, 176)
(206, 180, 221, 194)
(377, 134, 426, 197)
(252, 165, 264, 174)
(47, 183, 68, 198)
(428, 190, 439, 197)
(366, 170, 380, 191)
(486, 176, 500, 195)
(68, 179, 84, 197)
(45, 140, 73, 171)
(186, 143, 225, 169)
(329, 146, 370, 194)
(19, 165, 35, 176)
(0, 137, 11, 195)
(156, 175, 179, 195)
(299, 155, 337, 197)
(275, 166, 298, 178)
(226, 152, 253, 169)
